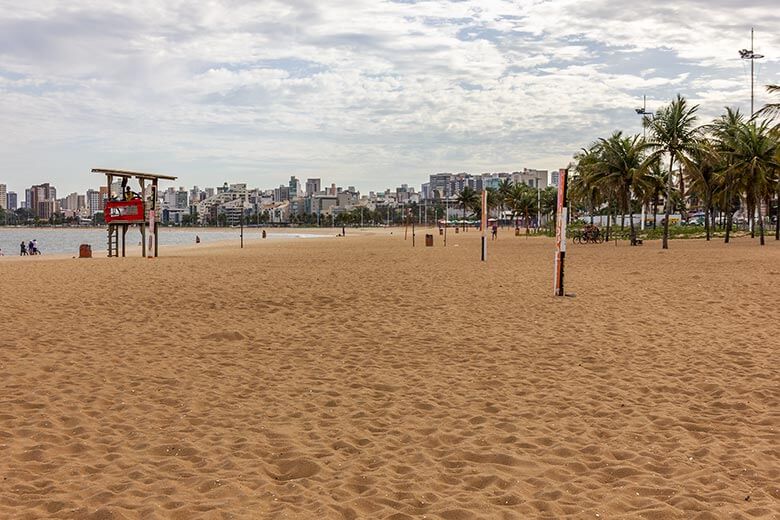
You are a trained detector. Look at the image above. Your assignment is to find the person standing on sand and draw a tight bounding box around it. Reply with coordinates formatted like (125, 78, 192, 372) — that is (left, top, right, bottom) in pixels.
(491, 223, 498, 240)
(20, 241, 27, 255)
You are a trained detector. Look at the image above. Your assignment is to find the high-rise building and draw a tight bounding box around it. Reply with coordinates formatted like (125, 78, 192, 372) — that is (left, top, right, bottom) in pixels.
(0, 184, 6, 210)
(7, 191, 17, 210)
(274, 185, 290, 202)
(86, 189, 101, 216)
(305, 178, 321, 196)
(64, 192, 80, 211)
(176, 187, 189, 209)
(28, 183, 57, 219)
(289, 176, 301, 198)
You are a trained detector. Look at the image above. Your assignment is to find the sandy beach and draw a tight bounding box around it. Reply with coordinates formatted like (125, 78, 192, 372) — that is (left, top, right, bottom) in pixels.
(1, 229, 778, 519)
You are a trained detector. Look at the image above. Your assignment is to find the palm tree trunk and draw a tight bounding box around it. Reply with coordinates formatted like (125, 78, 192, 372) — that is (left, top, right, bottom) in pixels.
(652, 192, 658, 229)
(704, 197, 711, 241)
(748, 199, 755, 238)
(662, 155, 674, 249)
(723, 194, 734, 244)
(757, 198, 765, 246)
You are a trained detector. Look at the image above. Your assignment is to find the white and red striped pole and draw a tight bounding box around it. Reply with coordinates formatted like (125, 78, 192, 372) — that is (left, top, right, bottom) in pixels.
(553, 168, 569, 296)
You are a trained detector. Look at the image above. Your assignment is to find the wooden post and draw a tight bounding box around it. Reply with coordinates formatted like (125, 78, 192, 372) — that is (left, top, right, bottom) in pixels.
(139, 178, 146, 257)
(554, 169, 569, 296)
(150, 179, 158, 257)
(121, 224, 127, 257)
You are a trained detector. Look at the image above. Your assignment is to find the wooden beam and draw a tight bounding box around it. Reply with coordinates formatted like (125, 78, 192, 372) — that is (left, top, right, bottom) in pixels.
(92, 168, 177, 182)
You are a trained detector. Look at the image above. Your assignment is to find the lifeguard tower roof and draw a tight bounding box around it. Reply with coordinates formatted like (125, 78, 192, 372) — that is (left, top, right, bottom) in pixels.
(92, 168, 178, 181)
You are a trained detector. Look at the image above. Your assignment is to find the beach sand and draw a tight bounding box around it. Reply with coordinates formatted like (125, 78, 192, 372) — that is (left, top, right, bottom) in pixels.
(1, 229, 778, 519)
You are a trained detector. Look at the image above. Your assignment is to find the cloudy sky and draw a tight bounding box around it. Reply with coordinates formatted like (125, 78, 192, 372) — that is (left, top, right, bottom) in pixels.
(1, 0, 778, 195)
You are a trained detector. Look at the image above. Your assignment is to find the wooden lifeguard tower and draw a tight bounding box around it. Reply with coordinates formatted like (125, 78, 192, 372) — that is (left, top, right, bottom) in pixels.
(92, 168, 178, 257)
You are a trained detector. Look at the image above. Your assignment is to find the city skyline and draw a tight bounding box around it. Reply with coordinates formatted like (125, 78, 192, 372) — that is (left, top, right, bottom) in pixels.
(1, 1, 778, 194)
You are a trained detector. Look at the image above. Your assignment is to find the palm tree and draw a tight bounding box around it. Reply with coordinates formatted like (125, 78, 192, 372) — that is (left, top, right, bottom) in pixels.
(497, 179, 513, 227)
(681, 138, 721, 240)
(645, 94, 700, 249)
(571, 145, 604, 226)
(708, 107, 746, 243)
(642, 158, 666, 230)
(540, 186, 558, 230)
(508, 183, 535, 231)
(590, 131, 651, 244)
(456, 186, 478, 231)
(486, 188, 501, 221)
(727, 120, 780, 245)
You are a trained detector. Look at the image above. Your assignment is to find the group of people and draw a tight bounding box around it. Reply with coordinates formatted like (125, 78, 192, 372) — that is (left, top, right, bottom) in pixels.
(19, 240, 41, 256)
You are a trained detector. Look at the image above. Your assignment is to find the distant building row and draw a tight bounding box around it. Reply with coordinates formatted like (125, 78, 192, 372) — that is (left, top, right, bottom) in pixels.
(0, 169, 558, 224)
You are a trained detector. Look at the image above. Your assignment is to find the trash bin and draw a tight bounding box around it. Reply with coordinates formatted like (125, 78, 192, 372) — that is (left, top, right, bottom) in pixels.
(438, 228, 443, 236)
(262, 230, 267, 239)
(425, 234, 433, 247)
(79, 244, 92, 258)
(515, 228, 520, 236)
(455, 227, 459, 234)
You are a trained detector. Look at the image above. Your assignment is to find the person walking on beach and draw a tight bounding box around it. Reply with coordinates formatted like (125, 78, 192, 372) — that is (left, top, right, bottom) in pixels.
(491, 223, 498, 240)
(32, 239, 39, 255)
(20, 241, 27, 256)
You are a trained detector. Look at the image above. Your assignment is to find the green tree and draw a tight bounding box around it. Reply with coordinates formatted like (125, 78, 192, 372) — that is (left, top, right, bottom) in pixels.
(681, 138, 721, 240)
(508, 183, 535, 230)
(590, 131, 652, 243)
(708, 107, 746, 243)
(456, 186, 478, 230)
(727, 120, 780, 245)
(497, 179, 514, 226)
(645, 94, 700, 249)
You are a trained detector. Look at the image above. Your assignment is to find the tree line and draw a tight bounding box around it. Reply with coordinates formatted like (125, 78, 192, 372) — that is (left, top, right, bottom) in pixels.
(571, 86, 780, 248)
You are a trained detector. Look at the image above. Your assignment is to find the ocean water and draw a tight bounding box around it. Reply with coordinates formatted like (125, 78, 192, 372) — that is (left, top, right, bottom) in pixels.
(0, 227, 325, 256)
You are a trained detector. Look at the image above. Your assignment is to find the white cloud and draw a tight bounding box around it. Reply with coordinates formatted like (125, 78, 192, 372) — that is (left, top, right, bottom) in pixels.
(0, 0, 777, 193)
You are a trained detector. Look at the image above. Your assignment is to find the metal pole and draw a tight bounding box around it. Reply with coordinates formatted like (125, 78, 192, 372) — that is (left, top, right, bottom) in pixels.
(240, 203, 244, 248)
(751, 28, 754, 116)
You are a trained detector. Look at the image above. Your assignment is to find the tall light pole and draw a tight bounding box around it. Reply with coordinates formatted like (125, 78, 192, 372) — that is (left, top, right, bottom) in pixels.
(635, 95, 655, 231)
(740, 28, 764, 117)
